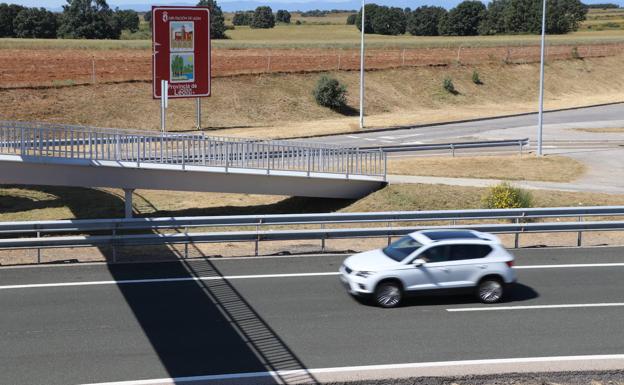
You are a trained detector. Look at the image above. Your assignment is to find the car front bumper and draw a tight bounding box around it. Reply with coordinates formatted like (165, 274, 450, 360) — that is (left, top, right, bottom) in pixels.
(339, 266, 374, 296)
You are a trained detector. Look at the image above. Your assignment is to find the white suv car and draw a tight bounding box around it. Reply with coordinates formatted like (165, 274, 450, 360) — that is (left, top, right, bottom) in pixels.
(339, 229, 516, 308)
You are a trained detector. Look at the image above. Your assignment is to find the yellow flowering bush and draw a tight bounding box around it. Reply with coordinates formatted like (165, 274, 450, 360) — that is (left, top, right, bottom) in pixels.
(482, 182, 534, 209)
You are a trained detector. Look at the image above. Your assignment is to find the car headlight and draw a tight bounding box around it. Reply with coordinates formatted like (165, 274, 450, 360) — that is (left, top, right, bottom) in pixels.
(355, 271, 375, 278)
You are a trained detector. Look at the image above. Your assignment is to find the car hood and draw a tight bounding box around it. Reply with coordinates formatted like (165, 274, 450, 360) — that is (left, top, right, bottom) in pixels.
(343, 249, 401, 272)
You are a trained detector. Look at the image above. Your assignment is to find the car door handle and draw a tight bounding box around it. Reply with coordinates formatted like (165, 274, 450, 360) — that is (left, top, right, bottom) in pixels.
(477, 265, 488, 269)
(441, 268, 450, 272)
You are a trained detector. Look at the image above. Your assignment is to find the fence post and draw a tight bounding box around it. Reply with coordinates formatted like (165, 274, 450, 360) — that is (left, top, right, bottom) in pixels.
(337, 53, 341, 70)
(91, 56, 96, 84)
(401, 49, 405, 66)
(267, 50, 271, 72)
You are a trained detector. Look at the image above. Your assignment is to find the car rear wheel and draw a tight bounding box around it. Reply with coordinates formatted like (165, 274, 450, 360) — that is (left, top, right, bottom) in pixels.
(374, 282, 402, 308)
(477, 278, 504, 303)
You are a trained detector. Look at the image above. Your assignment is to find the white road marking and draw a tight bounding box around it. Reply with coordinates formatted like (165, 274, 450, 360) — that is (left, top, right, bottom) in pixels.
(363, 138, 377, 141)
(2, 262, 624, 291)
(379, 136, 396, 139)
(395, 133, 424, 138)
(346, 135, 360, 139)
(380, 140, 395, 143)
(80, 354, 624, 385)
(448, 303, 624, 312)
(515, 262, 624, 269)
(403, 141, 424, 145)
(0, 272, 340, 291)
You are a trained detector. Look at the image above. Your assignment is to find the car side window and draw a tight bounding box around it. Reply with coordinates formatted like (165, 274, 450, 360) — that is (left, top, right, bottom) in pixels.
(419, 245, 450, 263)
(449, 244, 493, 261)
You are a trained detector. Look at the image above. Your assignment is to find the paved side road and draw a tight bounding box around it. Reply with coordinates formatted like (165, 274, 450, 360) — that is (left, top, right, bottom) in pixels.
(1, 247, 624, 385)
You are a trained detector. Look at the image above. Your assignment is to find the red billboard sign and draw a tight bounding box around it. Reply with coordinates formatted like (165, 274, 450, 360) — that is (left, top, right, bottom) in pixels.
(152, 6, 211, 99)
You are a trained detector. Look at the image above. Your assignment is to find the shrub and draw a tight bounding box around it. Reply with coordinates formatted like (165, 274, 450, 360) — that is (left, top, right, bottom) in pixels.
(346, 13, 356, 25)
(472, 70, 482, 84)
(443, 77, 456, 94)
(276, 9, 291, 23)
(232, 11, 252, 26)
(251, 6, 275, 29)
(482, 182, 534, 209)
(571, 46, 581, 59)
(313, 76, 347, 108)
(295, 20, 302, 25)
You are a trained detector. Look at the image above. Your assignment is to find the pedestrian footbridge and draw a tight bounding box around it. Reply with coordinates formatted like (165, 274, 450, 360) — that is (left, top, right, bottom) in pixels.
(0, 121, 386, 206)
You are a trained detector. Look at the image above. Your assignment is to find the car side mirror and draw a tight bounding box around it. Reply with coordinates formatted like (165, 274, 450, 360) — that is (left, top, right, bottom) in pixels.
(412, 258, 426, 267)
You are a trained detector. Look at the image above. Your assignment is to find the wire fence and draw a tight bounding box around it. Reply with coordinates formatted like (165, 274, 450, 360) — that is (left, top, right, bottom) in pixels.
(2, 43, 623, 88)
(0, 121, 387, 178)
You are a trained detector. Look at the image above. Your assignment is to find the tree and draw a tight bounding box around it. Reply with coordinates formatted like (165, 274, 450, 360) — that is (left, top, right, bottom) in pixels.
(346, 13, 356, 25)
(477, 0, 509, 35)
(197, 0, 226, 39)
(114, 9, 139, 32)
(0, 3, 26, 37)
(502, 0, 542, 33)
(370, 6, 406, 35)
(355, 3, 407, 35)
(58, 0, 121, 39)
(355, 3, 382, 33)
(546, 0, 587, 34)
(232, 11, 252, 25)
(143, 10, 151, 29)
(406, 6, 447, 36)
(276, 9, 291, 23)
(439, 0, 486, 36)
(13, 7, 58, 38)
(251, 6, 275, 29)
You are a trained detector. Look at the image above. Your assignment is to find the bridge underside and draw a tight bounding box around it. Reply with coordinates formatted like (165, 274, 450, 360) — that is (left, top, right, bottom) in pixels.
(0, 156, 385, 199)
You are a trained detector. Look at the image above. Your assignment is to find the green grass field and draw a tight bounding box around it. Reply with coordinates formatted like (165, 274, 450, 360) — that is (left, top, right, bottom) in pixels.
(2, 9, 623, 50)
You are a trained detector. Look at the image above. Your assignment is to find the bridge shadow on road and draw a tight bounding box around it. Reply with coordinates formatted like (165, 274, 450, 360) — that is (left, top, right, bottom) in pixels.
(7, 186, 323, 384)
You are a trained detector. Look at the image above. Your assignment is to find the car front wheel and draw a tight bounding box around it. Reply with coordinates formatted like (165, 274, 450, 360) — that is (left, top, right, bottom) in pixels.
(477, 278, 504, 303)
(374, 282, 402, 308)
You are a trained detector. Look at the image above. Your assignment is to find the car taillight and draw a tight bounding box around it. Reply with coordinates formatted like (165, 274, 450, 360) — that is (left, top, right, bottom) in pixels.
(506, 261, 514, 268)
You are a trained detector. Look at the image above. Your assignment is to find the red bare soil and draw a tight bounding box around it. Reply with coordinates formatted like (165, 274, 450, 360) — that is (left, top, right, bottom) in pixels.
(1, 44, 622, 88)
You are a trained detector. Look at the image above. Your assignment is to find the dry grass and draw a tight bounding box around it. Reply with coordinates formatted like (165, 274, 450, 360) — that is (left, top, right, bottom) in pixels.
(387, 154, 586, 182)
(345, 184, 624, 212)
(2, 55, 623, 138)
(573, 127, 624, 133)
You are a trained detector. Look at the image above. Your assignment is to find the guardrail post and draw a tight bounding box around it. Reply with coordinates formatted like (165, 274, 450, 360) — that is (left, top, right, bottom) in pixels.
(514, 217, 520, 248)
(519, 140, 523, 157)
(20, 128, 24, 156)
(451, 144, 455, 157)
(577, 216, 583, 247)
(255, 221, 261, 256)
(321, 223, 325, 252)
(112, 227, 117, 263)
(36, 231, 41, 264)
(182, 138, 186, 170)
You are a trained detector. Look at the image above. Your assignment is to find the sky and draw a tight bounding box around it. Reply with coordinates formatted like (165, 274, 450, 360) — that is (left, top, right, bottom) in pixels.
(9, 0, 624, 13)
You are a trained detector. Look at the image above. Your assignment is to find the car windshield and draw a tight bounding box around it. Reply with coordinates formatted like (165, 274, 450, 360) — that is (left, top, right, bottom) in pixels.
(382, 235, 423, 262)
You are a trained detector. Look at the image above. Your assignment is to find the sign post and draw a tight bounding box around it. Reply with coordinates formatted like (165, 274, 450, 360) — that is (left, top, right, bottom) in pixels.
(161, 80, 168, 133)
(152, 6, 211, 130)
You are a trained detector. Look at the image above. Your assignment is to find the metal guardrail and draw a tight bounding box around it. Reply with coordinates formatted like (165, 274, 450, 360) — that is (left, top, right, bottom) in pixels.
(2, 206, 624, 263)
(1, 206, 623, 234)
(0, 121, 387, 178)
(364, 138, 529, 156)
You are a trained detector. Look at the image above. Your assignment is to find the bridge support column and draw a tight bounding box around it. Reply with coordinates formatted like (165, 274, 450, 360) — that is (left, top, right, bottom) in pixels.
(124, 188, 134, 218)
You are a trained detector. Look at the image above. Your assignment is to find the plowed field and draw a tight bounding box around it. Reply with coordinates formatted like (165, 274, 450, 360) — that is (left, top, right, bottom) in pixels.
(1, 43, 623, 88)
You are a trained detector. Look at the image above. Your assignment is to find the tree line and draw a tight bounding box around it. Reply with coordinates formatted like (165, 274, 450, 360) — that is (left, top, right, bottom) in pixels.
(354, 0, 587, 36)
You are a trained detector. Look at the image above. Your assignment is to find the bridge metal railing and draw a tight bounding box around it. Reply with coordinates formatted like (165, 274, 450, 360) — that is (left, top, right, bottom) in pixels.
(1, 206, 624, 263)
(0, 121, 387, 179)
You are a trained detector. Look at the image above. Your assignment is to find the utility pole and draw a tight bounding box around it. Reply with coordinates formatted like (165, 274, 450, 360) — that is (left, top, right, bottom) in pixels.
(359, 0, 365, 129)
(537, 0, 547, 156)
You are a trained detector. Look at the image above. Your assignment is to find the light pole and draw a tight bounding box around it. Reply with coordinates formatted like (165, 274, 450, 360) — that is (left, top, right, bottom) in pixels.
(359, 0, 365, 129)
(537, 0, 547, 156)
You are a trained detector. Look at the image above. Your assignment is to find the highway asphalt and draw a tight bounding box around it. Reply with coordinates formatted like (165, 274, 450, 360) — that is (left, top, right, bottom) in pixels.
(1, 247, 624, 384)
(305, 103, 624, 148)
